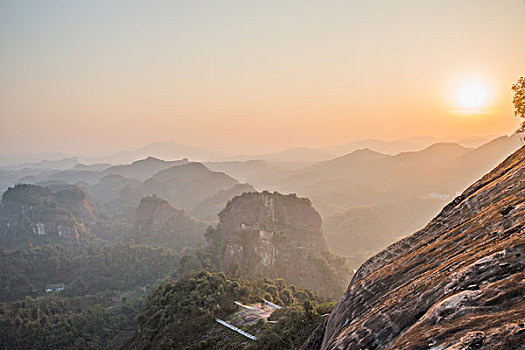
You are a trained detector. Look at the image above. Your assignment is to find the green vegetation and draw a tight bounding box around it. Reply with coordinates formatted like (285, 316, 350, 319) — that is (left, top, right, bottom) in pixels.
(0, 293, 142, 350)
(123, 271, 333, 350)
(513, 76, 525, 133)
(2, 184, 53, 205)
(307, 251, 350, 298)
(0, 184, 93, 248)
(0, 243, 178, 302)
(255, 301, 335, 349)
(0, 184, 343, 349)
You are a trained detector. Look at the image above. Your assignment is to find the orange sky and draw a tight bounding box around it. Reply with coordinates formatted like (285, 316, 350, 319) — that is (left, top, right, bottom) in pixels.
(1, 0, 524, 155)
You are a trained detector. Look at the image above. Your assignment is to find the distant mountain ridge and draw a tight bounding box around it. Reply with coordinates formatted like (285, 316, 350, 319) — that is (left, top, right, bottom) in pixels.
(88, 141, 219, 164)
(14, 156, 191, 186)
(320, 135, 494, 156)
(141, 162, 251, 212)
(270, 134, 521, 213)
(302, 145, 525, 350)
(100, 156, 189, 181)
(30, 157, 79, 170)
(85, 160, 256, 223)
(0, 157, 258, 242)
(236, 147, 335, 162)
(0, 135, 521, 260)
(0, 135, 497, 170)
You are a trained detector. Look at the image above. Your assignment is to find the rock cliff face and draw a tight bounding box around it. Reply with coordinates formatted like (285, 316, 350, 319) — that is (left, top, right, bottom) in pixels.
(207, 192, 348, 296)
(0, 184, 94, 246)
(46, 184, 98, 225)
(135, 195, 206, 249)
(302, 146, 525, 349)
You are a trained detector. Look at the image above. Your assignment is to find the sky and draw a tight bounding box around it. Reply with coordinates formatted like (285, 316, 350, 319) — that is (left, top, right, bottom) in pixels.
(1, 0, 524, 155)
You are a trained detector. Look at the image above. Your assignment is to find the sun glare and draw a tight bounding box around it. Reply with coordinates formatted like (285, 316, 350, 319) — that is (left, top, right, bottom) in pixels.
(455, 81, 490, 112)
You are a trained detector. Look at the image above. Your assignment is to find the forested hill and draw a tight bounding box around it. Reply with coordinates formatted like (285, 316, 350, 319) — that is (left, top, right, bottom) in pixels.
(122, 271, 336, 350)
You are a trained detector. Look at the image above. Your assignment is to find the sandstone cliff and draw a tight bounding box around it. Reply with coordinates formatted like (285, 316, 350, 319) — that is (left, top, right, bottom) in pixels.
(302, 146, 525, 349)
(0, 184, 95, 247)
(206, 191, 349, 296)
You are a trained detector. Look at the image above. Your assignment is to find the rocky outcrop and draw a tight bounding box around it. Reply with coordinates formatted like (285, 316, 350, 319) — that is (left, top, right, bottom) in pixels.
(302, 146, 525, 349)
(47, 184, 97, 225)
(134, 195, 206, 249)
(0, 184, 94, 246)
(207, 191, 348, 296)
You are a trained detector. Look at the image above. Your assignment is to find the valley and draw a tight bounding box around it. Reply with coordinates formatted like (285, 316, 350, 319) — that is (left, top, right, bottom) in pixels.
(0, 135, 522, 349)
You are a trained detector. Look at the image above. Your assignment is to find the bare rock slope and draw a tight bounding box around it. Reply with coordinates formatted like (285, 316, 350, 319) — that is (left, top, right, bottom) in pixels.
(302, 146, 525, 349)
(0, 184, 95, 246)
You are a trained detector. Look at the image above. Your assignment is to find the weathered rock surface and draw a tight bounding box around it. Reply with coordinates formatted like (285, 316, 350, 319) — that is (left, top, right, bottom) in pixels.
(302, 146, 525, 349)
(207, 191, 349, 296)
(0, 184, 94, 246)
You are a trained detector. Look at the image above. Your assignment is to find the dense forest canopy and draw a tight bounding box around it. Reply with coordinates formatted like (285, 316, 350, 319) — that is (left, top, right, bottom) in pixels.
(0, 180, 344, 349)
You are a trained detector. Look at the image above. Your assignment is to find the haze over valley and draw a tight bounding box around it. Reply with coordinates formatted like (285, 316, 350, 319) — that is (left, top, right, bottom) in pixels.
(0, 134, 522, 265)
(1, 1, 524, 349)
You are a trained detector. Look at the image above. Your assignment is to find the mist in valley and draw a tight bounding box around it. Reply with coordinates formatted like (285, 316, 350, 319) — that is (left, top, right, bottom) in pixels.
(1, 1, 524, 349)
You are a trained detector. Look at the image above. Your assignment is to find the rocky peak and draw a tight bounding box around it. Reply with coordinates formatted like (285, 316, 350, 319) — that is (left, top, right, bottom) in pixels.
(302, 146, 525, 349)
(135, 195, 183, 233)
(217, 191, 327, 253)
(206, 191, 348, 296)
(0, 184, 94, 245)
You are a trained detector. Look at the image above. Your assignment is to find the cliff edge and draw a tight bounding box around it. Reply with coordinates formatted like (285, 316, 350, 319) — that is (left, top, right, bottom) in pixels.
(302, 146, 525, 349)
(206, 191, 349, 296)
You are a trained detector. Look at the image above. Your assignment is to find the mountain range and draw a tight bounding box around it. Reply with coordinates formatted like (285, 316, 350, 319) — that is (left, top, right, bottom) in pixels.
(302, 145, 524, 350)
(0, 135, 499, 169)
(0, 134, 521, 267)
(0, 135, 523, 350)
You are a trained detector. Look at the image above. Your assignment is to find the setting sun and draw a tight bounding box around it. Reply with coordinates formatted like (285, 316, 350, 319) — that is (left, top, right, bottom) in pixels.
(455, 81, 490, 112)
(1, 1, 525, 349)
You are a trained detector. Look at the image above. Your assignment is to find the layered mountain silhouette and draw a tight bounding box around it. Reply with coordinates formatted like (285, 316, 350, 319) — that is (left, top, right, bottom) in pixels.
(302, 145, 524, 349)
(134, 195, 207, 250)
(205, 135, 522, 269)
(0, 135, 521, 263)
(6, 157, 256, 223)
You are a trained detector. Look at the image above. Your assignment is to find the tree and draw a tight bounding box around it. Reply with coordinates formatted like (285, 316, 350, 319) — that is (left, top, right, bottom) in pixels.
(512, 77, 525, 134)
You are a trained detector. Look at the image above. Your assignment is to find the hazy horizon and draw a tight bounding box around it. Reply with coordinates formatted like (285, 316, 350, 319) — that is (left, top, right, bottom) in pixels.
(0, 134, 512, 167)
(2, 0, 525, 155)
(2, 2, 525, 349)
